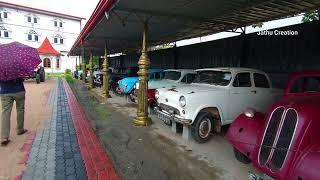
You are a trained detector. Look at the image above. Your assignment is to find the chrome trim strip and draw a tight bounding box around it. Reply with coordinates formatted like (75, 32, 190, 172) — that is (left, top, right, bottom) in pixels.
(264, 108, 288, 166)
(272, 108, 299, 172)
(258, 106, 285, 166)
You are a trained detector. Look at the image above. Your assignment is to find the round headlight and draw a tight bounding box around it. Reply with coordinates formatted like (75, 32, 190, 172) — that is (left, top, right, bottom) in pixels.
(179, 96, 186, 107)
(155, 90, 159, 99)
(244, 108, 255, 118)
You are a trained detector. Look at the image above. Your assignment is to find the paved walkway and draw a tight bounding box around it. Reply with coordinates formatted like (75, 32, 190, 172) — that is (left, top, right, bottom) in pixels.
(21, 79, 118, 180)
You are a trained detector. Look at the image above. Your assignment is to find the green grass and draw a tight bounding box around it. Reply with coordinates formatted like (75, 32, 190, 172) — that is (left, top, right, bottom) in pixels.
(46, 72, 65, 77)
(92, 101, 111, 117)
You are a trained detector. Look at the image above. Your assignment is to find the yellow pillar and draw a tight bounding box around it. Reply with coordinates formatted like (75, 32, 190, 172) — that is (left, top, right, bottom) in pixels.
(133, 22, 152, 126)
(89, 52, 94, 88)
(102, 45, 110, 99)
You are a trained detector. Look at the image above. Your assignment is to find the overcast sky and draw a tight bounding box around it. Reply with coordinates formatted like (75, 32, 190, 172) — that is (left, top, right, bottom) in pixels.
(2, 0, 100, 25)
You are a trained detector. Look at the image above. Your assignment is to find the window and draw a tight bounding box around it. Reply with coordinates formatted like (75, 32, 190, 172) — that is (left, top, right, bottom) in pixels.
(56, 59, 60, 69)
(53, 34, 64, 44)
(152, 72, 162, 80)
(254, 73, 270, 88)
(233, 73, 252, 87)
(26, 14, 38, 23)
(54, 19, 63, 28)
(290, 77, 320, 93)
(0, 26, 10, 38)
(164, 71, 181, 81)
(3, 12, 7, 18)
(181, 74, 196, 84)
(4, 31, 8, 38)
(27, 30, 39, 41)
(43, 58, 51, 68)
(194, 70, 232, 86)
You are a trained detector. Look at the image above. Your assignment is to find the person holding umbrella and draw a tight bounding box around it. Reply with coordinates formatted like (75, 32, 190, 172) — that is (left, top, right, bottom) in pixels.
(0, 78, 27, 146)
(0, 42, 41, 146)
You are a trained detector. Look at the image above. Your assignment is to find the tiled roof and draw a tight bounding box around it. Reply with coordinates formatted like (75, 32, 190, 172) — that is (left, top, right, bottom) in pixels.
(37, 37, 63, 56)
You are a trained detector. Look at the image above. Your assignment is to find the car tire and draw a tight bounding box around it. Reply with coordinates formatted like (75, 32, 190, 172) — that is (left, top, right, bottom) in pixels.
(129, 93, 135, 103)
(191, 112, 214, 143)
(233, 147, 251, 164)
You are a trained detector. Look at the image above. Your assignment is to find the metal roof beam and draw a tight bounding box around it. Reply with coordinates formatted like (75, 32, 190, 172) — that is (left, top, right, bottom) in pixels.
(114, 7, 240, 26)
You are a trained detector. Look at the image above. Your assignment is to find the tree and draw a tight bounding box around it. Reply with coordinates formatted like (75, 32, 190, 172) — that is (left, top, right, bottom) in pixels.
(302, 10, 319, 22)
(252, 22, 263, 28)
(252, 9, 319, 28)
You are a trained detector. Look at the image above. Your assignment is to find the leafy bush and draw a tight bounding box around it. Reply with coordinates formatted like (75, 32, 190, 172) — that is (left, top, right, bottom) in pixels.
(65, 74, 74, 84)
(65, 69, 72, 74)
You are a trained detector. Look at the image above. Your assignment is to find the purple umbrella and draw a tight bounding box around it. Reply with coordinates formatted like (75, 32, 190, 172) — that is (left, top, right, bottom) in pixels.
(0, 42, 41, 81)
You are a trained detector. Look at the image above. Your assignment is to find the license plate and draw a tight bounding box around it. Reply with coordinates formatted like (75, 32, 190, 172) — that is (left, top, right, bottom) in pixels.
(248, 172, 273, 180)
(157, 112, 171, 124)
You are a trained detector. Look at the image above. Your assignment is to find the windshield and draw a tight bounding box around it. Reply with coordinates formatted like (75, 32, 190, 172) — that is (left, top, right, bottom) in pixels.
(164, 71, 181, 81)
(193, 70, 232, 86)
(290, 76, 320, 94)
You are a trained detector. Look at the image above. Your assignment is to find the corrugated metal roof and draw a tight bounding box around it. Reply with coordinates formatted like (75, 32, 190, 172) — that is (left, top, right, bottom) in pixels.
(69, 0, 320, 56)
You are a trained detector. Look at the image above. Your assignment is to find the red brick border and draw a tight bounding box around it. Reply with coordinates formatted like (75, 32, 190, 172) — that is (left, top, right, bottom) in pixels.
(63, 80, 119, 180)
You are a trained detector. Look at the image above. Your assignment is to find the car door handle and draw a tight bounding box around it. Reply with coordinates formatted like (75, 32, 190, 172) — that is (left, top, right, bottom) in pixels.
(232, 92, 240, 94)
(251, 90, 257, 94)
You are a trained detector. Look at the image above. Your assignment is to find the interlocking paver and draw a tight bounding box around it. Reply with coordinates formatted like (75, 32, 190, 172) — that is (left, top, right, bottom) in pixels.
(22, 79, 87, 180)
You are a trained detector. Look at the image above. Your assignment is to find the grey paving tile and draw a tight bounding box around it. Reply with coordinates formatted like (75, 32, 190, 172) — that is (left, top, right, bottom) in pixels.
(24, 79, 87, 180)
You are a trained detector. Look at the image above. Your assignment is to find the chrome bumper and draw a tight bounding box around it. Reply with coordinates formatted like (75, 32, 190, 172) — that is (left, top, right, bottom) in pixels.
(154, 106, 192, 125)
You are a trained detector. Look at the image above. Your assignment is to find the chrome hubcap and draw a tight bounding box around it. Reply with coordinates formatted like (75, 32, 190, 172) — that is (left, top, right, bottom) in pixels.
(199, 118, 212, 138)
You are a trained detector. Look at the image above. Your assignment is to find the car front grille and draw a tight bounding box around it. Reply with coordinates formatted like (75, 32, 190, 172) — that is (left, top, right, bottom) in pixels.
(259, 107, 298, 172)
(159, 103, 180, 115)
(269, 109, 298, 171)
(259, 107, 285, 165)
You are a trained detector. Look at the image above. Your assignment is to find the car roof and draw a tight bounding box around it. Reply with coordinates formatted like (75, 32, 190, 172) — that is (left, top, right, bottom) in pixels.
(195, 67, 266, 74)
(164, 69, 196, 73)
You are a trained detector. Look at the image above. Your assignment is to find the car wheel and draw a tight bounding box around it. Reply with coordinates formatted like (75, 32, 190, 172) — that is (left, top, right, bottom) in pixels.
(129, 93, 135, 103)
(192, 112, 213, 143)
(233, 148, 251, 164)
(114, 85, 122, 96)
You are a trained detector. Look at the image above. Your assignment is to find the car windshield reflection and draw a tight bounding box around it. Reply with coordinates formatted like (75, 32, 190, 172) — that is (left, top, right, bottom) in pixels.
(290, 76, 320, 94)
(164, 71, 181, 81)
(193, 70, 232, 86)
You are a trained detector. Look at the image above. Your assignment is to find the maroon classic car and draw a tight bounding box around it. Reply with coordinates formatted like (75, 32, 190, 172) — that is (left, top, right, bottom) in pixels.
(227, 70, 320, 180)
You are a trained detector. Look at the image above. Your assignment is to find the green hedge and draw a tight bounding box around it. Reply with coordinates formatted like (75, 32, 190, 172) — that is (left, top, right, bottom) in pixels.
(65, 69, 72, 74)
(65, 74, 74, 84)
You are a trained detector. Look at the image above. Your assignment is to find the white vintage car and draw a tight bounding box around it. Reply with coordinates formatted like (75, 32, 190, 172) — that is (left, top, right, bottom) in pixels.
(131, 69, 196, 107)
(155, 67, 282, 143)
(135, 69, 196, 89)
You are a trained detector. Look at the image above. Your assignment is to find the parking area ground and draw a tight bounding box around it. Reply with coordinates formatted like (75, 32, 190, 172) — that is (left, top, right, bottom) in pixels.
(71, 81, 257, 180)
(0, 77, 257, 180)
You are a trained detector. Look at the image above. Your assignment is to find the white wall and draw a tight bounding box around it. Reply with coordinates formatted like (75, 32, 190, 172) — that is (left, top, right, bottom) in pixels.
(0, 6, 81, 73)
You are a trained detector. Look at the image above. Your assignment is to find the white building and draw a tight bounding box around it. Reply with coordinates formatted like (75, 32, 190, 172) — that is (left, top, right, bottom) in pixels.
(0, 1, 84, 73)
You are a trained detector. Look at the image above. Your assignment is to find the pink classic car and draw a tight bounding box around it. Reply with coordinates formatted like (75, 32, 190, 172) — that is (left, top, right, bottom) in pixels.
(227, 70, 320, 180)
